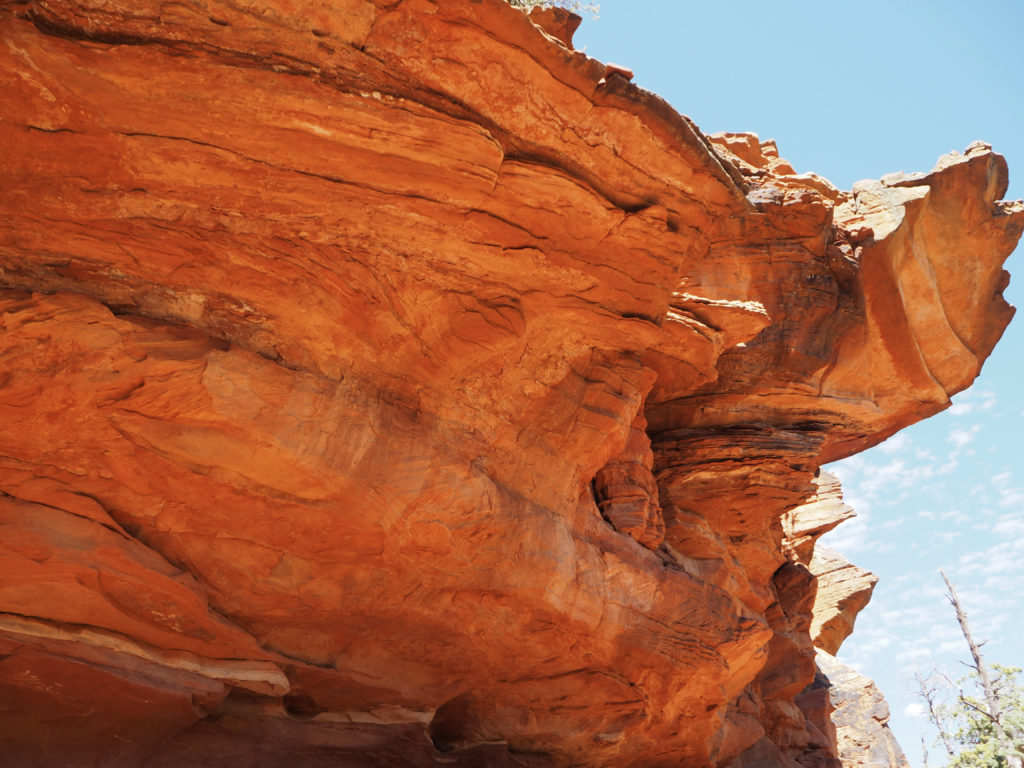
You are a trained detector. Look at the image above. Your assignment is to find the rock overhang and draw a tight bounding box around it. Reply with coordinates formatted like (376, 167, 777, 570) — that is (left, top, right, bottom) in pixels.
(0, 1, 1020, 766)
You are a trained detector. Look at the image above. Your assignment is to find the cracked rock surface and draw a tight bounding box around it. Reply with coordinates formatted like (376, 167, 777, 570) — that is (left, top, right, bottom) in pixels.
(1, 1, 1021, 766)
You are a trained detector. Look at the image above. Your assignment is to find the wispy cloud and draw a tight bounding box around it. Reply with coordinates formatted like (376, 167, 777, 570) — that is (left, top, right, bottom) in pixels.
(880, 432, 911, 454)
(991, 513, 1024, 536)
(959, 541, 1024, 576)
(997, 487, 1024, 509)
(948, 389, 997, 416)
(820, 509, 874, 553)
(822, 380, 1022, 767)
(949, 401, 975, 416)
(904, 701, 926, 719)
(947, 426, 979, 448)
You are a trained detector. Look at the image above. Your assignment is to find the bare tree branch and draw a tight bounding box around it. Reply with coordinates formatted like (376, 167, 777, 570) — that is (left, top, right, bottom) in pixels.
(958, 694, 998, 723)
(941, 569, 1022, 768)
(913, 667, 957, 759)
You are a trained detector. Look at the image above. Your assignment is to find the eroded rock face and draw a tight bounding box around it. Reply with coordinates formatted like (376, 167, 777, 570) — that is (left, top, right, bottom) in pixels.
(789, 479, 900, 768)
(0, 1, 1020, 766)
(809, 547, 878, 658)
(817, 652, 911, 768)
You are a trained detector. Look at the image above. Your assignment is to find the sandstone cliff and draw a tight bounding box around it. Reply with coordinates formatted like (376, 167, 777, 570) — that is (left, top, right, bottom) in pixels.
(1, 1, 1021, 766)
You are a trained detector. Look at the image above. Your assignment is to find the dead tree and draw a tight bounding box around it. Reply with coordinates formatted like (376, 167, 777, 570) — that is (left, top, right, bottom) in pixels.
(941, 570, 1022, 768)
(913, 667, 957, 760)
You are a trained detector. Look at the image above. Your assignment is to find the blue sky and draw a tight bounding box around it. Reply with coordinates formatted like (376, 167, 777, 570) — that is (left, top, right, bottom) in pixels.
(575, 3, 1024, 765)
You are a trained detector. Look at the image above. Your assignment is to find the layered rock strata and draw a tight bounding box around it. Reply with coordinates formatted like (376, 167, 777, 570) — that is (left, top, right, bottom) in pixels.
(782, 472, 906, 768)
(815, 652, 910, 768)
(1, 1, 1021, 766)
(809, 547, 878, 658)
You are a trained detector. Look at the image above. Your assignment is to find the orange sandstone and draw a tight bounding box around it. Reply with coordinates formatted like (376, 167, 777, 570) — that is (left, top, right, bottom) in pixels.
(0, 1, 1020, 766)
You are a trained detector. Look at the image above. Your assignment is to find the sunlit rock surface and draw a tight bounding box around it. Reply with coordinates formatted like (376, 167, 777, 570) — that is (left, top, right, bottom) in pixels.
(809, 547, 878, 658)
(1, 1, 1021, 766)
(816, 652, 911, 768)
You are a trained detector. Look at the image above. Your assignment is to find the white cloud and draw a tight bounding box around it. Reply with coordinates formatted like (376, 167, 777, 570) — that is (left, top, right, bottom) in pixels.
(991, 514, 1024, 536)
(983, 574, 1023, 594)
(958, 540, 1024, 577)
(937, 638, 966, 655)
(904, 701, 926, 719)
(881, 605, 933, 625)
(820, 509, 873, 554)
(848, 456, 938, 503)
(833, 453, 866, 475)
(822, 387, 1021, 768)
(949, 388, 997, 416)
(859, 634, 895, 654)
(880, 432, 911, 454)
(947, 426, 979, 448)
(876, 518, 906, 531)
(998, 487, 1024, 509)
(938, 508, 969, 524)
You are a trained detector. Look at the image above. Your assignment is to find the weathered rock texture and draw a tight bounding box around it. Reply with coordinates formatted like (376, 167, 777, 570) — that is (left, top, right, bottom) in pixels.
(0, 1, 1021, 766)
(816, 652, 910, 768)
(809, 546, 878, 658)
(786, 473, 905, 768)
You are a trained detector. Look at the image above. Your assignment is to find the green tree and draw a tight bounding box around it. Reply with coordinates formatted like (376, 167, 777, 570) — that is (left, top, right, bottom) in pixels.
(944, 665, 1024, 768)
(914, 572, 1024, 767)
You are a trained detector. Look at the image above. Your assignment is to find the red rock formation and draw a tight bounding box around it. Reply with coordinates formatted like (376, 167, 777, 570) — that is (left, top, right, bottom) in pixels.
(0, 1, 1021, 766)
(816, 652, 910, 768)
(785, 472, 903, 768)
(809, 547, 878, 658)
